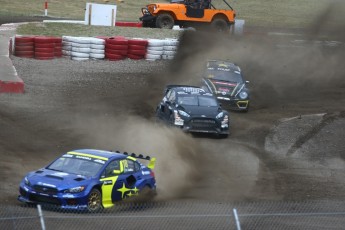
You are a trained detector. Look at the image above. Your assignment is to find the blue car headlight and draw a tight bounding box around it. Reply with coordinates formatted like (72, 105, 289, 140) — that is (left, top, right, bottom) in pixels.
(216, 112, 224, 119)
(65, 186, 86, 193)
(239, 91, 248, 99)
(178, 110, 190, 117)
(24, 177, 30, 186)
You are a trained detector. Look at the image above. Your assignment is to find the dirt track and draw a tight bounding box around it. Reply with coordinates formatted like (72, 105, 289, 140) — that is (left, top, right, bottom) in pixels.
(1, 9, 345, 209)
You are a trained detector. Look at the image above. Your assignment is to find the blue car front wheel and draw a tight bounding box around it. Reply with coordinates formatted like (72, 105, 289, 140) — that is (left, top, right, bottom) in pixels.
(87, 188, 102, 212)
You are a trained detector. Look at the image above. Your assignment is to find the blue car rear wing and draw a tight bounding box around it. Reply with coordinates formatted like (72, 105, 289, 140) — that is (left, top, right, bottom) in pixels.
(114, 151, 156, 169)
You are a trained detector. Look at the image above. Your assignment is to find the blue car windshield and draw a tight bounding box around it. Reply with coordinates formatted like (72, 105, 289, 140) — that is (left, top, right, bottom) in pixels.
(47, 157, 104, 177)
(178, 95, 218, 107)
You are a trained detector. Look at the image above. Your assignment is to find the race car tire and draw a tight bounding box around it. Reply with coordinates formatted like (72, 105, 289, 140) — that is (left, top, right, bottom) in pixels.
(35, 52, 54, 58)
(87, 188, 103, 212)
(34, 36, 56, 43)
(14, 41, 34, 47)
(107, 49, 127, 56)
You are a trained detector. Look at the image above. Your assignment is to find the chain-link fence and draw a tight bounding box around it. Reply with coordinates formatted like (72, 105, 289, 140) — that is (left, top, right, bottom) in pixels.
(2, 200, 345, 230)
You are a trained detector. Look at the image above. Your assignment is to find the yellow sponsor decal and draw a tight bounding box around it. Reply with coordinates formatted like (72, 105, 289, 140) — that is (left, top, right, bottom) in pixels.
(117, 183, 139, 199)
(68, 151, 108, 161)
(100, 176, 118, 208)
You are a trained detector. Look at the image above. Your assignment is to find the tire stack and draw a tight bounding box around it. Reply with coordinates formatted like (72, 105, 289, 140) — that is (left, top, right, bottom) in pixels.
(61, 36, 73, 58)
(34, 36, 56, 60)
(145, 39, 165, 61)
(127, 38, 148, 60)
(14, 36, 35, 58)
(162, 38, 179, 60)
(89, 38, 105, 60)
(105, 36, 128, 61)
(70, 37, 91, 61)
(54, 37, 63, 58)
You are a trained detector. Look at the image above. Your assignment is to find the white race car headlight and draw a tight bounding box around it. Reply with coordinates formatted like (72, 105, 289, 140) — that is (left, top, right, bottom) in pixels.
(221, 115, 229, 128)
(216, 112, 224, 119)
(24, 177, 30, 186)
(178, 110, 190, 117)
(65, 186, 85, 193)
(239, 91, 248, 99)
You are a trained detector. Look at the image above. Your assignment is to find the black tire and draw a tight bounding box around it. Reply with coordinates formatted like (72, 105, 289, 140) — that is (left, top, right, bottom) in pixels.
(156, 13, 174, 29)
(210, 17, 229, 32)
(87, 188, 102, 212)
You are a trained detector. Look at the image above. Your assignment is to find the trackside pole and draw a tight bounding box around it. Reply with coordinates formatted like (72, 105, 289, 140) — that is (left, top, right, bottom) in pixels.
(37, 205, 46, 230)
(233, 208, 241, 230)
(44, 1, 48, 16)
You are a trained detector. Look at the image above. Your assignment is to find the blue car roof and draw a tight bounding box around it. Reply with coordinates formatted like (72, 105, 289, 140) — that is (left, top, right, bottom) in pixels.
(69, 149, 127, 160)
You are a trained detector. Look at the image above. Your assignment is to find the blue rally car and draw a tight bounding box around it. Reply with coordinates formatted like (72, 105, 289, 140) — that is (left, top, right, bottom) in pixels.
(18, 149, 157, 212)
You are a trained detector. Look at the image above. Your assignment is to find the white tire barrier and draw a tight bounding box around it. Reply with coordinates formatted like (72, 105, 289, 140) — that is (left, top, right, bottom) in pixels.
(71, 51, 89, 58)
(90, 53, 105, 59)
(71, 47, 91, 53)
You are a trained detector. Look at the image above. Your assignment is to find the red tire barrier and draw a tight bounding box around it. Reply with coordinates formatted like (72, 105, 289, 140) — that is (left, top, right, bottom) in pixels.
(115, 21, 143, 28)
(106, 44, 128, 50)
(127, 53, 145, 60)
(128, 49, 146, 56)
(34, 36, 61, 60)
(106, 37, 128, 45)
(128, 44, 146, 50)
(105, 52, 126, 61)
(15, 46, 34, 52)
(128, 39, 148, 46)
(15, 36, 35, 58)
(14, 50, 34, 58)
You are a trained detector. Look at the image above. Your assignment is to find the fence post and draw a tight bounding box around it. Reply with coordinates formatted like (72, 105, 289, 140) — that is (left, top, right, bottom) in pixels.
(37, 205, 46, 230)
(233, 208, 241, 230)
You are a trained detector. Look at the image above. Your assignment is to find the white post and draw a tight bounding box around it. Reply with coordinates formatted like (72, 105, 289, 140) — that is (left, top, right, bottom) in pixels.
(37, 205, 46, 230)
(44, 1, 48, 16)
(233, 208, 241, 230)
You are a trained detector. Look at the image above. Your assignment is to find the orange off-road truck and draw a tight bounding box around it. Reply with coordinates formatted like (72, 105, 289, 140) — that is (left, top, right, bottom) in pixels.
(139, 0, 236, 31)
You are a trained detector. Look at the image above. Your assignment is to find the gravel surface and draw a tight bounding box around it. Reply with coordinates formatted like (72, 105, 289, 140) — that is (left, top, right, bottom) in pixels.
(1, 15, 345, 229)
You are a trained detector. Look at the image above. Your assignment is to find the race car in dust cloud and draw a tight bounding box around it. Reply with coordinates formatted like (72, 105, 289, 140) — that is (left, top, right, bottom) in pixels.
(202, 59, 250, 112)
(156, 85, 230, 137)
(18, 149, 156, 212)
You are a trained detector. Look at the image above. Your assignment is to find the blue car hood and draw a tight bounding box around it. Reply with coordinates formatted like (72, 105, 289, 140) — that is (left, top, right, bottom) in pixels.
(27, 168, 89, 190)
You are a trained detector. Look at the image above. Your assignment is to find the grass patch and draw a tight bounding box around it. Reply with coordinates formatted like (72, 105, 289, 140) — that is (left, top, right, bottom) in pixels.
(16, 22, 181, 39)
(1, 0, 339, 28)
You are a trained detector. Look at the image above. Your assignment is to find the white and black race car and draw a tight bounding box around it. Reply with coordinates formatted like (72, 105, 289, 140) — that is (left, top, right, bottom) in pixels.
(156, 85, 230, 137)
(202, 60, 250, 112)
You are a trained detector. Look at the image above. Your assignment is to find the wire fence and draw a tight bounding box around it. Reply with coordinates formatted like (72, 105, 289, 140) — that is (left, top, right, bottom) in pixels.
(1, 200, 345, 230)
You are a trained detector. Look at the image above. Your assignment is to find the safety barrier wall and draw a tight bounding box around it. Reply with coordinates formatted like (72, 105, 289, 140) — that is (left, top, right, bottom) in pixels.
(12, 35, 180, 61)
